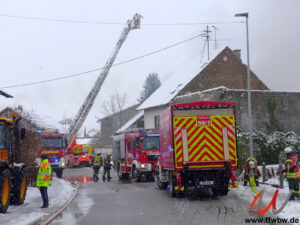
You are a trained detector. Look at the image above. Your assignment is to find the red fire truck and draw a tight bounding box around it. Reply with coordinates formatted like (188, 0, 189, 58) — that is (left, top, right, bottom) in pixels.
(38, 129, 66, 178)
(155, 101, 237, 197)
(65, 145, 94, 167)
(112, 130, 160, 182)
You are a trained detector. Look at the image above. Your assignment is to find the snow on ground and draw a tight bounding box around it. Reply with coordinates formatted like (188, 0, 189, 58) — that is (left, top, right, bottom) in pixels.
(233, 180, 300, 224)
(0, 177, 76, 225)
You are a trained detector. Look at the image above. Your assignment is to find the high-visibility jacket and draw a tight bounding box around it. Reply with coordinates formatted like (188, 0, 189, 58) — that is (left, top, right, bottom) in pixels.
(286, 155, 300, 179)
(93, 155, 102, 166)
(36, 159, 52, 187)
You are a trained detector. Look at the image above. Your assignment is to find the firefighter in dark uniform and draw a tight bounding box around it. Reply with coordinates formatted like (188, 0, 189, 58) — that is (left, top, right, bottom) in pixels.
(283, 147, 300, 201)
(102, 154, 112, 182)
(243, 157, 261, 186)
(93, 153, 103, 182)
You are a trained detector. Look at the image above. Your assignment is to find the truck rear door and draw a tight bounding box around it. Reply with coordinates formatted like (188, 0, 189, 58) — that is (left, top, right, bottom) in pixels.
(172, 108, 237, 169)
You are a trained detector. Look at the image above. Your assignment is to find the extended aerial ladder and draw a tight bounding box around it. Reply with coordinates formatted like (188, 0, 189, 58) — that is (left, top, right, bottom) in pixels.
(66, 14, 142, 150)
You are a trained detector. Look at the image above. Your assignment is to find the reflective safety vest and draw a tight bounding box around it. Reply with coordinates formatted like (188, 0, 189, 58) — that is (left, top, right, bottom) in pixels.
(36, 159, 52, 187)
(93, 155, 102, 166)
(286, 155, 300, 179)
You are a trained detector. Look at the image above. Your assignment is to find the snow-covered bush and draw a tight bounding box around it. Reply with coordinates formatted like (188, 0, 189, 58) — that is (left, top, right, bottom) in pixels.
(237, 130, 300, 166)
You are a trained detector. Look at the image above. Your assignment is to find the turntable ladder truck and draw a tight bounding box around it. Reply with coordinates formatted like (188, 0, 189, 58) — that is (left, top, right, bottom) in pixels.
(64, 15, 142, 169)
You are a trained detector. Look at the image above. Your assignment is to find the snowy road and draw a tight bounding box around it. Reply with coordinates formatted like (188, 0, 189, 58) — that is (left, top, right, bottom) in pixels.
(51, 168, 264, 225)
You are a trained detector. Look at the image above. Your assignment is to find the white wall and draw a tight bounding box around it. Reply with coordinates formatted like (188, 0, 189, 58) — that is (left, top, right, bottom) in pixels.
(144, 106, 167, 129)
(95, 148, 112, 154)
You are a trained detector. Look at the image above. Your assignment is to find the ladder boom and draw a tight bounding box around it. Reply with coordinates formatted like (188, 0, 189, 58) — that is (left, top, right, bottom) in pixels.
(66, 14, 142, 149)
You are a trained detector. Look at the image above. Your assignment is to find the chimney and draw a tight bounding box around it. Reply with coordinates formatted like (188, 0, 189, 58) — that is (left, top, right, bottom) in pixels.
(233, 49, 241, 60)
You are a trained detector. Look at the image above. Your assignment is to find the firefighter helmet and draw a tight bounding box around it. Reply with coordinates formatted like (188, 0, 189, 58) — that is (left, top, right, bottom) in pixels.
(284, 147, 293, 154)
(248, 160, 255, 169)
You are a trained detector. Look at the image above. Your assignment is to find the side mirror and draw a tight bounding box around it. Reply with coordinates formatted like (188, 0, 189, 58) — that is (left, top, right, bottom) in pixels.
(20, 127, 26, 140)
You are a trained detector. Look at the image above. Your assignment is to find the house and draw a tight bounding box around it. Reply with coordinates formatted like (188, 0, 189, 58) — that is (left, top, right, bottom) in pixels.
(95, 104, 143, 151)
(137, 46, 269, 130)
(171, 87, 300, 135)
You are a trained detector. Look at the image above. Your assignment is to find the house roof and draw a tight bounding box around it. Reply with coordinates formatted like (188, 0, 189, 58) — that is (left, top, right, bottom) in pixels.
(137, 46, 226, 110)
(97, 104, 139, 123)
(76, 137, 94, 145)
(116, 110, 144, 133)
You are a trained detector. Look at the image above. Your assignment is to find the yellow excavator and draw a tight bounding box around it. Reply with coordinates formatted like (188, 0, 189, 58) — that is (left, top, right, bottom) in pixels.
(0, 90, 27, 213)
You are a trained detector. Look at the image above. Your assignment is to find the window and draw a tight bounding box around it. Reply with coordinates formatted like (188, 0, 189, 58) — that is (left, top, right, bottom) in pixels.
(0, 125, 5, 149)
(142, 136, 160, 150)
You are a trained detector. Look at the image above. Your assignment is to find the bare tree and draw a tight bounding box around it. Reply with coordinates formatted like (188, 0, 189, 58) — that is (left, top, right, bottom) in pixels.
(100, 92, 129, 117)
(59, 116, 74, 133)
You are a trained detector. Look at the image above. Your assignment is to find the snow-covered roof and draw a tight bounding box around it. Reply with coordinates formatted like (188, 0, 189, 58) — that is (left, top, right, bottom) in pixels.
(117, 110, 144, 133)
(137, 47, 227, 110)
(76, 137, 94, 145)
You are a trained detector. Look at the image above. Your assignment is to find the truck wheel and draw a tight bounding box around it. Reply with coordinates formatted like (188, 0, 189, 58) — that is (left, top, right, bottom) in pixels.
(169, 174, 177, 197)
(132, 166, 137, 180)
(0, 169, 11, 213)
(155, 174, 167, 190)
(56, 169, 63, 178)
(117, 164, 122, 179)
(212, 185, 228, 196)
(136, 173, 141, 182)
(11, 169, 27, 205)
(219, 186, 229, 196)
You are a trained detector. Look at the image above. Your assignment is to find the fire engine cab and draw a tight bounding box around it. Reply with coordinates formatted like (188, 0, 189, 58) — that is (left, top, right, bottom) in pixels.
(38, 129, 66, 178)
(112, 129, 160, 182)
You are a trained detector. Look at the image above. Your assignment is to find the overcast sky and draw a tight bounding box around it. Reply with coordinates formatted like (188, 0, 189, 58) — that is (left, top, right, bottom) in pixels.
(0, 0, 299, 132)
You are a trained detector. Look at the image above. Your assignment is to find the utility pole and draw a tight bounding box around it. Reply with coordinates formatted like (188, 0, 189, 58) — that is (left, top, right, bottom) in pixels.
(212, 25, 219, 50)
(201, 26, 212, 60)
(235, 12, 253, 158)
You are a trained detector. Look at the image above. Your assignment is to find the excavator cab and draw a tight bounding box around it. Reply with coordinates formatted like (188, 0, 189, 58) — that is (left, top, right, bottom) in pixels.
(0, 117, 13, 162)
(0, 114, 27, 213)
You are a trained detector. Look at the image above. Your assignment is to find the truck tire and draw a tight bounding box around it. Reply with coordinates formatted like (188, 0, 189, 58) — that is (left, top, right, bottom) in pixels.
(155, 174, 167, 190)
(56, 169, 63, 178)
(11, 168, 27, 205)
(0, 169, 11, 213)
(132, 166, 137, 180)
(169, 173, 177, 197)
(117, 164, 122, 179)
(212, 183, 229, 196)
(219, 185, 229, 196)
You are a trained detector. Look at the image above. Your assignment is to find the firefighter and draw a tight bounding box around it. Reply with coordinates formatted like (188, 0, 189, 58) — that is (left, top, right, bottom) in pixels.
(243, 157, 261, 186)
(102, 154, 112, 182)
(283, 147, 300, 201)
(36, 155, 52, 208)
(133, 13, 143, 27)
(93, 153, 103, 182)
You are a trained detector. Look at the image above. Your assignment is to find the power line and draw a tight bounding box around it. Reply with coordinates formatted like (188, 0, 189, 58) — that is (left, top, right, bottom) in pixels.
(2, 33, 209, 89)
(2, 33, 233, 89)
(0, 13, 243, 26)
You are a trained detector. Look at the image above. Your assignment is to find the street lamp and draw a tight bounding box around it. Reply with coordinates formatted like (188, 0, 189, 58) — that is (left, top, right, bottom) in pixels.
(235, 12, 254, 158)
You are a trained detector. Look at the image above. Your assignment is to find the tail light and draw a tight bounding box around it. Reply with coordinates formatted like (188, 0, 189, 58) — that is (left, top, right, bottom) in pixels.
(176, 173, 182, 185)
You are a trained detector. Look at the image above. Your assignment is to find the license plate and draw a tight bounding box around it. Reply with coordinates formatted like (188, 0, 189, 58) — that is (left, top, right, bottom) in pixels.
(199, 181, 214, 185)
